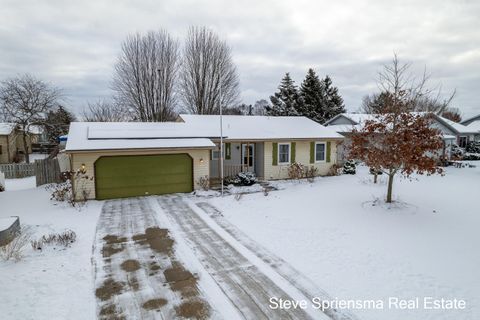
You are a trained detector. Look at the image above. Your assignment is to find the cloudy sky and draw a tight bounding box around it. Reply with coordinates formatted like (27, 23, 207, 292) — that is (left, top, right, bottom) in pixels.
(1, 0, 479, 118)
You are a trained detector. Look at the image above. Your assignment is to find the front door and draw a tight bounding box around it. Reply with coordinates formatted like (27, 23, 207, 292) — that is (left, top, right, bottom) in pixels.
(241, 144, 255, 172)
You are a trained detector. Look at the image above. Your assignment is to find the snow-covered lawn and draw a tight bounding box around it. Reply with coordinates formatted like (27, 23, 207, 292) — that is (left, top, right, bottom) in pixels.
(0, 180, 103, 320)
(205, 164, 480, 320)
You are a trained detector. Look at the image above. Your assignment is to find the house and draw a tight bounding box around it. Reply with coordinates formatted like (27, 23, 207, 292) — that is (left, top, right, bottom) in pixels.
(460, 114, 480, 143)
(324, 112, 471, 163)
(0, 123, 33, 164)
(65, 115, 343, 200)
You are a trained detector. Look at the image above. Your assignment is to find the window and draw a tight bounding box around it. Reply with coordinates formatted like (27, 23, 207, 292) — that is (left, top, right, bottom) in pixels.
(459, 136, 468, 148)
(278, 143, 290, 164)
(0, 145, 2, 155)
(211, 144, 225, 160)
(315, 142, 326, 162)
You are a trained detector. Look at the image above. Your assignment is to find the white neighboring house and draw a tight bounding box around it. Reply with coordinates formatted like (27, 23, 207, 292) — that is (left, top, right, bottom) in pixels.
(461, 114, 480, 143)
(324, 112, 473, 163)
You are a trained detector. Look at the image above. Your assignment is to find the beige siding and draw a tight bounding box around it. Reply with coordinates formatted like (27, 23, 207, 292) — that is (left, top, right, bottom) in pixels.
(263, 140, 339, 180)
(70, 149, 210, 200)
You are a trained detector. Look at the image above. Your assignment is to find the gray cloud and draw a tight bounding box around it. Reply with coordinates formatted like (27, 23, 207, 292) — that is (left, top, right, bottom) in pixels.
(0, 0, 479, 117)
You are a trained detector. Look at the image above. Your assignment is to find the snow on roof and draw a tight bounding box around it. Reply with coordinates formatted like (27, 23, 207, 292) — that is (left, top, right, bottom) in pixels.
(65, 122, 215, 152)
(179, 114, 343, 140)
(326, 124, 360, 133)
(437, 116, 475, 134)
(465, 121, 480, 132)
(0, 123, 15, 135)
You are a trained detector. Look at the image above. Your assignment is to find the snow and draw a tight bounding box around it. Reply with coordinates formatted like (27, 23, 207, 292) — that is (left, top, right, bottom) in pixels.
(4, 176, 36, 191)
(0, 217, 17, 231)
(204, 165, 480, 320)
(465, 121, 480, 132)
(179, 114, 343, 140)
(0, 123, 15, 135)
(66, 122, 215, 151)
(0, 185, 103, 320)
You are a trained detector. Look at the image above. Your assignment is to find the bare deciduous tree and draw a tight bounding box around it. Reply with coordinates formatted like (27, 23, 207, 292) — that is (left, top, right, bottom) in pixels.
(180, 26, 240, 114)
(81, 100, 131, 122)
(0, 74, 62, 163)
(112, 30, 180, 122)
(363, 54, 456, 114)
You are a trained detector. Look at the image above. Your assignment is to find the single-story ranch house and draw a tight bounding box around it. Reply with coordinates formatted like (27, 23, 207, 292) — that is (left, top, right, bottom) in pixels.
(66, 115, 343, 200)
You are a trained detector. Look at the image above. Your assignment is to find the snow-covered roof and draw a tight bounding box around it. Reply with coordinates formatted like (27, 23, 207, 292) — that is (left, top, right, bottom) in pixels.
(179, 114, 343, 140)
(465, 121, 480, 132)
(66, 122, 215, 152)
(325, 124, 360, 133)
(0, 123, 15, 135)
(461, 114, 480, 126)
(327, 112, 476, 135)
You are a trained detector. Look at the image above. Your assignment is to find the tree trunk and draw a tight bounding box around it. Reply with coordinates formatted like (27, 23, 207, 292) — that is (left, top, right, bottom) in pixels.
(374, 172, 378, 184)
(386, 171, 394, 203)
(22, 132, 30, 164)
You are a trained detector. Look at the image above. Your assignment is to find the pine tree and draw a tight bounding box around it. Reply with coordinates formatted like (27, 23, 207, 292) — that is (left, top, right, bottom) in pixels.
(44, 105, 76, 143)
(298, 68, 326, 123)
(322, 75, 346, 122)
(267, 73, 300, 116)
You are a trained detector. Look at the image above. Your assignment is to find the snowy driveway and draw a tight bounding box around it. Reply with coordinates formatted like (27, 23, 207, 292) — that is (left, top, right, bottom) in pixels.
(157, 195, 347, 320)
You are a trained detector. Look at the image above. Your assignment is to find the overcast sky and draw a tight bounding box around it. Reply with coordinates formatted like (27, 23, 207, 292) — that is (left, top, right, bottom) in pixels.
(1, 0, 479, 118)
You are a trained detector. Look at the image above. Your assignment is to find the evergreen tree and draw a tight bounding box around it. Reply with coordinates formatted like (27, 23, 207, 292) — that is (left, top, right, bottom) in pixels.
(44, 105, 76, 143)
(298, 68, 326, 123)
(267, 73, 300, 116)
(322, 75, 345, 122)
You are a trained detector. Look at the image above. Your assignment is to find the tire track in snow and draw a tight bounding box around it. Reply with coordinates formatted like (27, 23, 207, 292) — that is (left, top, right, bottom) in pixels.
(195, 201, 359, 320)
(157, 195, 318, 320)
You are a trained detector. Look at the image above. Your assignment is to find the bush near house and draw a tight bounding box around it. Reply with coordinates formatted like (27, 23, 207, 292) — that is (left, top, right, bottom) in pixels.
(224, 172, 257, 186)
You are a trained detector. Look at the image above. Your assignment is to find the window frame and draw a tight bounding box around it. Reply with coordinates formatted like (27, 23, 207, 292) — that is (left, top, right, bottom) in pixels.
(315, 142, 326, 163)
(277, 143, 291, 165)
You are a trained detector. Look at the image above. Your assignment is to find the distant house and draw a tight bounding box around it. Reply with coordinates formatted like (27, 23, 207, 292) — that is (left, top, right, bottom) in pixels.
(0, 123, 33, 164)
(324, 113, 473, 163)
(65, 115, 343, 200)
(461, 114, 480, 143)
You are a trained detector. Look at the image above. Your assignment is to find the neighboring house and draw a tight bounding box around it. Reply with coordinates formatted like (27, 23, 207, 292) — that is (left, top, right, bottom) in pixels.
(324, 113, 472, 163)
(461, 114, 480, 142)
(0, 123, 33, 164)
(65, 115, 343, 200)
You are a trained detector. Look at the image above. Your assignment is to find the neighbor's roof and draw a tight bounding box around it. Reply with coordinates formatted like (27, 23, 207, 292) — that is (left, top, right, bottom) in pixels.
(178, 114, 343, 140)
(65, 122, 215, 152)
(326, 112, 475, 135)
(0, 123, 15, 135)
(465, 121, 480, 132)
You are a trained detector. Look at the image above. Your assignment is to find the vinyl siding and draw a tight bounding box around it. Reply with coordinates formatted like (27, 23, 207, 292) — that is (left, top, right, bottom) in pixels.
(263, 140, 338, 180)
(70, 149, 210, 200)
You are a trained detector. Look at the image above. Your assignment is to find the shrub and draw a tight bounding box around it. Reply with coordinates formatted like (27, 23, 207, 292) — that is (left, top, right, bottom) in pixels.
(305, 166, 319, 182)
(31, 230, 77, 251)
(287, 162, 305, 180)
(451, 144, 464, 160)
(343, 160, 356, 174)
(197, 175, 209, 191)
(466, 141, 480, 154)
(0, 226, 32, 262)
(369, 168, 383, 175)
(224, 172, 257, 186)
(463, 153, 480, 161)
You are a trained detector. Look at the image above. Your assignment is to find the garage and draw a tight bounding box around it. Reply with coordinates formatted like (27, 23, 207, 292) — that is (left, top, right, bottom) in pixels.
(94, 154, 193, 200)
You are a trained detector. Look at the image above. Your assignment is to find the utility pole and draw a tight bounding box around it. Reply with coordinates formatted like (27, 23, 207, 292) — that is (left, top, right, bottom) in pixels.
(219, 78, 224, 196)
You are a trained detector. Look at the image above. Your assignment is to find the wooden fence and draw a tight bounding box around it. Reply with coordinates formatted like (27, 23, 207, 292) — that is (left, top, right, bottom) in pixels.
(0, 163, 35, 179)
(35, 158, 62, 186)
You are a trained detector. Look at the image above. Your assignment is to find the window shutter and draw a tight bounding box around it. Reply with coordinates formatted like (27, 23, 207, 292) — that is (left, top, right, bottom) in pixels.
(326, 141, 331, 163)
(225, 143, 231, 160)
(291, 142, 296, 163)
(272, 142, 278, 166)
(310, 142, 315, 163)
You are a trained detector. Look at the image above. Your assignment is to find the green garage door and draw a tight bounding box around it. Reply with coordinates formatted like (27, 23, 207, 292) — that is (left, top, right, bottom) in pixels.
(95, 154, 193, 200)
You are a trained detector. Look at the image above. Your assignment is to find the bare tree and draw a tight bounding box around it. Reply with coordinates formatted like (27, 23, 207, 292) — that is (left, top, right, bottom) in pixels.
(253, 99, 269, 115)
(368, 54, 456, 114)
(180, 26, 240, 114)
(0, 74, 62, 163)
(112, 30, 180, 122)
(81, 100, 131, 122)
